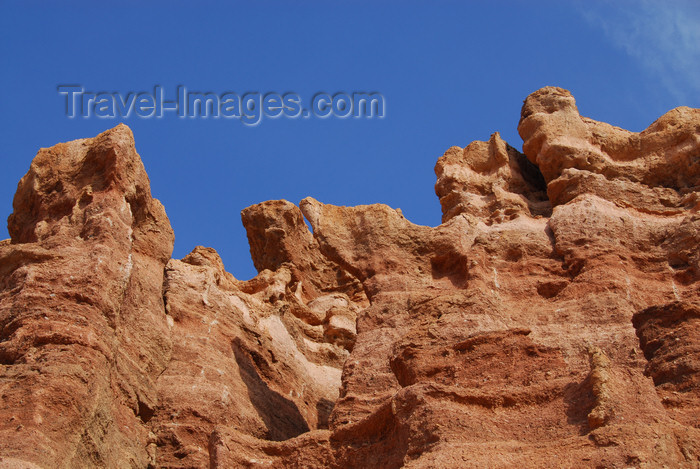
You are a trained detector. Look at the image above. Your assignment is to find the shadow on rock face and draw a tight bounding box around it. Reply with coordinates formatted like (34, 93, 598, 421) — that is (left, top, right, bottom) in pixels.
(632, 302, 700, 428)
(316, 397, 335, 430)
(232, 338, 310, 441)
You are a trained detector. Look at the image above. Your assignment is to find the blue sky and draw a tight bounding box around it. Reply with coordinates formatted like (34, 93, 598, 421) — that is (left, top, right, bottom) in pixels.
(1, 0, 699, 279)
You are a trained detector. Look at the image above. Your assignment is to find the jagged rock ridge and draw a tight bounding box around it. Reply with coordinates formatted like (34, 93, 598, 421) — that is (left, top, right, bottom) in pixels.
(0, 87, 698, 468)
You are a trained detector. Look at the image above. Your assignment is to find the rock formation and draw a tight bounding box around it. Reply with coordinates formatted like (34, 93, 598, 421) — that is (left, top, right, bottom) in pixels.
(0, 87, 698, 468)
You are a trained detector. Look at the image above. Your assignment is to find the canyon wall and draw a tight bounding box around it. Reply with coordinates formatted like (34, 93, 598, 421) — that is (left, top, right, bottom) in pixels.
(0, 87, 698, 468)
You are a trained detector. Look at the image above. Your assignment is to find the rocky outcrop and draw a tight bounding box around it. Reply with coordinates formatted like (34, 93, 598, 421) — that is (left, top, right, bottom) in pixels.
(0, 88, 698, 468)
(0, 125, 174, 468)
(435, 132, 550, 223)
(518, 86, 700, 214)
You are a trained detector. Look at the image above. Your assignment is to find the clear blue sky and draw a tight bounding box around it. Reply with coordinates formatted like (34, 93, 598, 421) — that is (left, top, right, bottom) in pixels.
(2, 0, 699, 279)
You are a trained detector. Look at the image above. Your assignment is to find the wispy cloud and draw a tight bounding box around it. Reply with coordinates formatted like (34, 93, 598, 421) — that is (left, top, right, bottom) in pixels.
(579, 0, 700, 102)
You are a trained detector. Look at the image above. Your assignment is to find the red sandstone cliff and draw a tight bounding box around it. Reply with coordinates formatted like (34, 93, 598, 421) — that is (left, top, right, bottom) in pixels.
(0, 87, 698, 468)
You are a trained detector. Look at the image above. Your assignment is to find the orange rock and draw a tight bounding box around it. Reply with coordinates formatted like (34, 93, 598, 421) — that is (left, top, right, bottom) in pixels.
(0, 125, 174, 467)
(1, 88, 699, 468)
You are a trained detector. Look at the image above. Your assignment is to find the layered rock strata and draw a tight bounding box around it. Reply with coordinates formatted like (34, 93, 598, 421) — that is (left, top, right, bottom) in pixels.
(0, 87, 698, 468)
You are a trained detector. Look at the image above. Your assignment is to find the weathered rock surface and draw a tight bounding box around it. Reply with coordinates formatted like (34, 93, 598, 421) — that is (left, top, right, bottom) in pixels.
(1, 87, 698, 468)
(0, 125, 174, 468)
